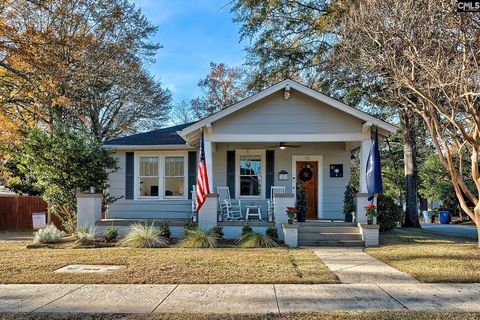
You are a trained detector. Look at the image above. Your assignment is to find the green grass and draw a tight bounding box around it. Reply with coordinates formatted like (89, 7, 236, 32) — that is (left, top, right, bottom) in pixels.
(366, 228, 480, 282)
(1, 312, 480, 320)
(0, 240, 337, 284)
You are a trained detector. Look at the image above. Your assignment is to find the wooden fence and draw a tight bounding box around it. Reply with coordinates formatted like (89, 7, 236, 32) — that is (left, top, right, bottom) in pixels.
(0, 196, 48, 231)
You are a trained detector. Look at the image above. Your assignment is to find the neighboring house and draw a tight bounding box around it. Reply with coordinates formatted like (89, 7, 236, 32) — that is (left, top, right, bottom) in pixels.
(98, 79, 396, 245)
(104, 79, 396, 221)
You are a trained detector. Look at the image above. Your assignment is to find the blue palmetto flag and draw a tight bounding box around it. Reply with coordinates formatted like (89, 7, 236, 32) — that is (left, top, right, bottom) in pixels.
(366, 128, 383, 202)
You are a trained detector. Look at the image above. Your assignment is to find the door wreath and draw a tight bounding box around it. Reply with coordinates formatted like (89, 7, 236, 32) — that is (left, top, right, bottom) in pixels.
(298, 163, 314, 182)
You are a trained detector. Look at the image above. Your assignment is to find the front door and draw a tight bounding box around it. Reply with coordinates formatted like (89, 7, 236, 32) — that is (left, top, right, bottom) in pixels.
(295, 161, 318, 219)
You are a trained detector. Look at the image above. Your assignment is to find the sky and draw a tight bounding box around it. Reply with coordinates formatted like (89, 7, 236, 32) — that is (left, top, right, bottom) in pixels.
(132, 0, 246, 103)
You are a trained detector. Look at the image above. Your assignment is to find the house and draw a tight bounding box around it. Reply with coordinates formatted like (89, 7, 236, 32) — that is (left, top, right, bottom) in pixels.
(80, 79, 396, 246)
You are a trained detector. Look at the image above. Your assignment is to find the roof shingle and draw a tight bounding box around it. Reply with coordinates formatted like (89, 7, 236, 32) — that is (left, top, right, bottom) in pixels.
(104, 122, 194, 146)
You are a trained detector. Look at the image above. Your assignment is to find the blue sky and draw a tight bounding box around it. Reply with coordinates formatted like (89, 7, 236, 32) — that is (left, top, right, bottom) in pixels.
(132, 0, 246, 103)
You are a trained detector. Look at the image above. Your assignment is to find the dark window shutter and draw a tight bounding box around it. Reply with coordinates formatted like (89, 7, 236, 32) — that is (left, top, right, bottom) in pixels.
(266, 150, 275, 199)
(188, 151, 197, 199)
(125, 152, 134, 199)
(226, 150, 235, 195)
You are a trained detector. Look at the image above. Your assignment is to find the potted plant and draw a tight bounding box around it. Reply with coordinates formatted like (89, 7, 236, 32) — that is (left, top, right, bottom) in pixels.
(364, 203, 377, 225)
(295, 183, 308, 222)
(286, 207, 297, 224)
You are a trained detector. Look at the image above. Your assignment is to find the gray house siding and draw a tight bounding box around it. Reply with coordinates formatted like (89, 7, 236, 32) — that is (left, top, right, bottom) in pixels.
(212, 89, 363, 135)
(106, 151, 192, 219)
(212, 142, 350, 220)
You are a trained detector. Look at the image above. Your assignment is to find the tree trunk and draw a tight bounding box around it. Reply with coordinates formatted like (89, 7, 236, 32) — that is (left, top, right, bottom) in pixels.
(401, 111, 421, 228)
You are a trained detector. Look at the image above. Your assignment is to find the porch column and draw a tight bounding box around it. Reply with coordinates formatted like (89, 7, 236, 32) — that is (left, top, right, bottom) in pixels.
(204, 139, 214, 191)
(274, 193, 295, 241)
(198, 193, 218, 230)
(77, 193, 102, 229)
(356, 138, 377, 223)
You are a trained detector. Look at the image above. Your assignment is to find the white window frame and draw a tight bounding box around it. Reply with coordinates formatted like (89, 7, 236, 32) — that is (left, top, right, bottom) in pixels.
(138, 156, 160, 199)
(235, 149, 266, 199)
(134, 151, 188, 200)
(163, 155, 187, 199)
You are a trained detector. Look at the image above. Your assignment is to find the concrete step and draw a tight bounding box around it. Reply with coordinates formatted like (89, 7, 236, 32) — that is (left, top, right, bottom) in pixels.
(299, 240, 365, 247)
(297, 226, 360, 233)
(298, 222, 357, 227)
(298, 232, 363, 241)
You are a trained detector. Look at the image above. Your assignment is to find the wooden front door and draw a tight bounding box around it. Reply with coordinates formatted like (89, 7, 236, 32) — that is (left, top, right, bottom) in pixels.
(296, 161, 318, 219)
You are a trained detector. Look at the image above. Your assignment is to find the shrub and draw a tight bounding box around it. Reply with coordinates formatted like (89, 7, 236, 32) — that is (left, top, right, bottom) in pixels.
(178, 229, 219, 248)
(104, 226, 118, 242)
(159, 222, 171, 238)
(119, 223, 168, 248)
(33, 224, 64, 244)
(237, 232, 278, 248)
(343, 182, 357, 222)
(241, 224, 253, 236)
(266, 226, 278, 240)
(184, 220, 198, 231)
(74, 227, 96, 245)
(377, 194, 403, 232)
(211, 225, 224, 238)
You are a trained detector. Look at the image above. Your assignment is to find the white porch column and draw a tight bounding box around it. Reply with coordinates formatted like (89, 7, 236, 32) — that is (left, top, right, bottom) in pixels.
(359, 139, 372, 194)
(198, 193, 218, 230)
(204, 139, 214, 191)
(274, 193, 295, 241)
(356, 138, 373, 224)
(77, 193, 102, 229)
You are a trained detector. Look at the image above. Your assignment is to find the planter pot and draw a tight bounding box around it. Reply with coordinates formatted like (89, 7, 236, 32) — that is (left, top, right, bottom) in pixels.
(367, 219, 373, 225)
(288, 218, 294, 224)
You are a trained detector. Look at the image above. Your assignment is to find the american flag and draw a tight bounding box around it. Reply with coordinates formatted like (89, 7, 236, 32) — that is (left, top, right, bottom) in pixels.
(196, 129, 210, 211)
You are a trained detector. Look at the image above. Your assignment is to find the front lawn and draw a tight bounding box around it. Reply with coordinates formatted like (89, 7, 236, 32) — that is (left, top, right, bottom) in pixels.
(0, 240, 338, 284)
(366, 228, 480, 283)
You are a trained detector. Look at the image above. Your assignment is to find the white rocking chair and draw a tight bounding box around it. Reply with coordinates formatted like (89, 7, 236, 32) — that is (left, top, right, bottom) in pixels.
(267, 186, 286, 220)
(217, 187, 242, 220)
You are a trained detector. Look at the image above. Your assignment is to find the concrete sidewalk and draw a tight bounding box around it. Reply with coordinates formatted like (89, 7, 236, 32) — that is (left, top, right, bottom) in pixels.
(311, 247, 419, 284)
(2, 283, 480, 314)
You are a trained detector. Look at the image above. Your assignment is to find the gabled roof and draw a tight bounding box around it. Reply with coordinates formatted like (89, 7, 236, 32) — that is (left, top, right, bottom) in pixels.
(104, 122, 195, 147)
(179, 79, 397, 139)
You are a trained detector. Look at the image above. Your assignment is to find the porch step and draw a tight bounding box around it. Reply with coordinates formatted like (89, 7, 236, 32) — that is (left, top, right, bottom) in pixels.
(296, 221, 364, 247)
(298, 222, 357, 227)
(298, 232, 363, 241)
(299, 240, 365, 247)
(298, 226, 360, 233)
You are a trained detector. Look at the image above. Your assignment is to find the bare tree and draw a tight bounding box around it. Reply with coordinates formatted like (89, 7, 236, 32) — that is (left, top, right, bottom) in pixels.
(191, 62, 247, 118)
(337, 0, 480, 244)
(170, 98, 197, 125)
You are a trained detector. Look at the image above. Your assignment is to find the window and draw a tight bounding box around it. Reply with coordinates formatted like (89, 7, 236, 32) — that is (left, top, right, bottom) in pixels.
(164, 156, 185, 197)
(239, 154, 262, 196)
(139, 157, 159, 197)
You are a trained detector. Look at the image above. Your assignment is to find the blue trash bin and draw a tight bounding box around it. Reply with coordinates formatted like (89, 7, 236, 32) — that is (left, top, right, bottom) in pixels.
(439, 211, 450, 224)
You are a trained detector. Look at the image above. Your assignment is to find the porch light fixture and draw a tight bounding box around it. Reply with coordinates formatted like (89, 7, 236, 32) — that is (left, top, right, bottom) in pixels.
(283, 84, 291, 100)
(279, 142, 286, 150)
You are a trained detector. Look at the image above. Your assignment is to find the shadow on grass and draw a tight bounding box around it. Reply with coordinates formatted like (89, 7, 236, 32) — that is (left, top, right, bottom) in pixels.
(379, 228, 475, 246)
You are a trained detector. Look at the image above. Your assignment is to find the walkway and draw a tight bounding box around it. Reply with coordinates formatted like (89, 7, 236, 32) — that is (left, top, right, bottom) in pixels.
(422, 223, 478, 240)
(310, 247, 419, 284)
(1, 283, 480, 313)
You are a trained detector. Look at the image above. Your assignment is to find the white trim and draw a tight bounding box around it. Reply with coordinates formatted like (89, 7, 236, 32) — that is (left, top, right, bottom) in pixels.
(134, 151, 188, 201)
(235, 149, 266, 200)
(105, 144, 192, 150)
(292, 155, 323, 220)
(179, 79, 397, 140)
(206, 133, 370, 143)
